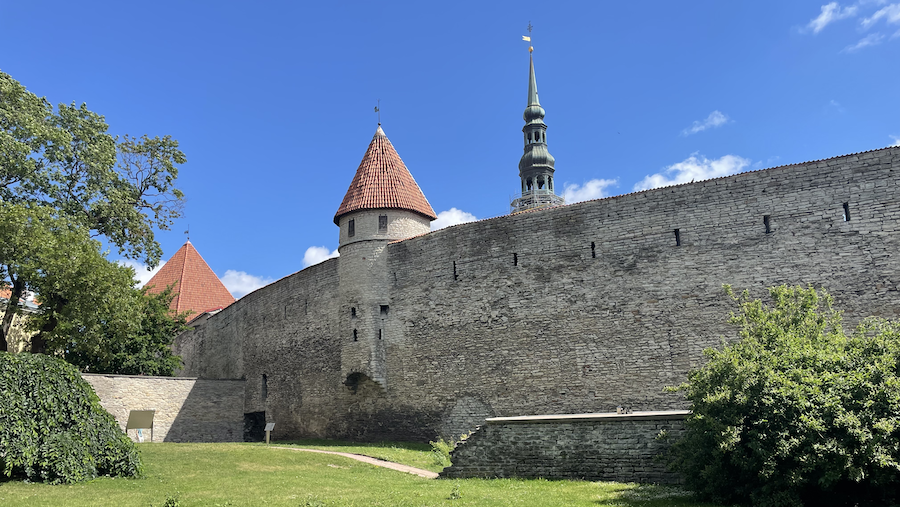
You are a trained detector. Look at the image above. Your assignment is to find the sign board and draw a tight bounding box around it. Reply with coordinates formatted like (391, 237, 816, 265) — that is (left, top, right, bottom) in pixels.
(125, 410, 155, 443)
(264, 422, 275, 432)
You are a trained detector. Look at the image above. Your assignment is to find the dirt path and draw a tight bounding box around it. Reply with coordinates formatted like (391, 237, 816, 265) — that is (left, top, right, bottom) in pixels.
(270, 446, 439, 479)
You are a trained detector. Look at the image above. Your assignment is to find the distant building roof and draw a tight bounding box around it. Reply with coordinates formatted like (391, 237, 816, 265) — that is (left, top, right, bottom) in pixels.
(334, 125, 437, 225)
(143, 241, 235, 317)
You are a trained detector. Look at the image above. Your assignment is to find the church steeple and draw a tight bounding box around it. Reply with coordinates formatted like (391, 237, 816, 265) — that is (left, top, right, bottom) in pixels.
(511, 46, 564, 213)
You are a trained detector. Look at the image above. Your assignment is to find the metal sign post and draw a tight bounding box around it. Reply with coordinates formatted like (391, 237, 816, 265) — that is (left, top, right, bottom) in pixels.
(264, 422, 275, 444)
(125, 410, 156, 442)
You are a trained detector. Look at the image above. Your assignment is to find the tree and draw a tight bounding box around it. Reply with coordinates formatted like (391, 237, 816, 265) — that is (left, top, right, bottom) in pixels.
(0, 70, 185, 353)
(668, 285, 900, 507)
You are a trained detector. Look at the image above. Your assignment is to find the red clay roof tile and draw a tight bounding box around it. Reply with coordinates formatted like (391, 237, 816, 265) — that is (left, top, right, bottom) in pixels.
(334, 126, 436, 224)
(144, 241, 235, 317)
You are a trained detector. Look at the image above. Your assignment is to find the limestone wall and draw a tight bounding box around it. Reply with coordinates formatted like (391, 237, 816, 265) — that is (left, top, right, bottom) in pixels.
(177, 146, 900, 442)
(441, 411, 688, 483)
(82, 374, 244, 442)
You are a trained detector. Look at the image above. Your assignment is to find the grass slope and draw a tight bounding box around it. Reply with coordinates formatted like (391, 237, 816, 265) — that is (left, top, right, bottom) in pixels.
(0, 443, 720, 507)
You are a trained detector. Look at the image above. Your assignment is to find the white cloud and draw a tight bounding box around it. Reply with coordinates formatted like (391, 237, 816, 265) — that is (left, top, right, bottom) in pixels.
(633, 153, 751, 192)
(220, 270, 275, 298)
(119, 259, 165, 288)
(302, 246, 340, 268)
(861, 3, 900, 28)
(431, 208, 478, 231)
(841, 32, 886, 51)
(807, 2, 859, 33)
(681, 111, 729, 136)
(828, 99, 846, 112)
(562, 179, 618, 203)
(890, 135, 900, 146)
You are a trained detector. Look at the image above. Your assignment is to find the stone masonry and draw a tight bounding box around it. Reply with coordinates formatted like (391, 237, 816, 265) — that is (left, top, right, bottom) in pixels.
(175, 146, 900, 442)
(441, 411, 689, 483)
(83, 374, 244, 442)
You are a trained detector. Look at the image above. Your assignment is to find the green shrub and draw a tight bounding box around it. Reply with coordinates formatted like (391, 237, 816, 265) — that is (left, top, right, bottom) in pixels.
(669, 286, 900, 507)
(0, 352, 141, 483)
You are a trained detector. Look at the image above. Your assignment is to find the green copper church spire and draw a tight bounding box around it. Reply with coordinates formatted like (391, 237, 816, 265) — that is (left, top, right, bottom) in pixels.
(511, 35, 564, 214)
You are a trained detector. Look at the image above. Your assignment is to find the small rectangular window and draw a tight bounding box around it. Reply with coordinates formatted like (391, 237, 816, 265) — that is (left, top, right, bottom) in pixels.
(674, 229, 681, 246)
(348, 219, 355, 237)
(380, 305, 389, 317)
(513, 253, 518, 266)
(378, 329, 382, 340)
(351, 307, 356, 318)
(590, 242, 596, 258)
(764, 215, 771, 234)
(843, 202, 850, 222)
(378, 215, 388, 232)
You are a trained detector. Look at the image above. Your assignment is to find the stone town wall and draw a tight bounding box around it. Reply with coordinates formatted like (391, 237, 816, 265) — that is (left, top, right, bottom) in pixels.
(177, 146, 900, 442)
(82, 374, 245, 442)
(440, 411, 688, 484)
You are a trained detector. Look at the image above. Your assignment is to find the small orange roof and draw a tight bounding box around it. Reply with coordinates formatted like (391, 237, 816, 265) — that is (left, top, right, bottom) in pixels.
(334, 125, 437, 224)
(144, 241, 235, 317)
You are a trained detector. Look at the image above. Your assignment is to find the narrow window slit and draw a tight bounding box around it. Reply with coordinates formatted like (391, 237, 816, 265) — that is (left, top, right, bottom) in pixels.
(351, 307, 356, 318)
(378, 329, 382, 340)
(453, 261, 458, 281)
(352, 329, 358, 341)
(843, 202, 850, 221)
(380, 305, 389, 317)
(513, 253, 518, 266)
(674, 229, 681, 246)
(590, 242, 596, 258)
(764, 215, 771, 234)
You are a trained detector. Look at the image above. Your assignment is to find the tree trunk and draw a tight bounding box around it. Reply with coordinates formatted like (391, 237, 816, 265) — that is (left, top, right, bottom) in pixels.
(0, 275, 25, 353)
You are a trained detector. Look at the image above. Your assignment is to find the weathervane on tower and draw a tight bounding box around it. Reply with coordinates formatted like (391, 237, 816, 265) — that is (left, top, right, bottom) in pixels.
(523, 22, 533, 52)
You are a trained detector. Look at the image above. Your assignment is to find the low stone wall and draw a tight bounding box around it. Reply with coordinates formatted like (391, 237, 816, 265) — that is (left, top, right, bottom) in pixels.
(82, 374, 245, 443)
(440, 411, 688, 484)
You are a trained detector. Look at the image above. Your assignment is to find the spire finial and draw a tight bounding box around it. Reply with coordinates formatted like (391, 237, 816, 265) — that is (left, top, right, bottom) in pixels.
(374, 99, 381, 126)
(184, 225, 190, 242)
(522, 22, 534, 53)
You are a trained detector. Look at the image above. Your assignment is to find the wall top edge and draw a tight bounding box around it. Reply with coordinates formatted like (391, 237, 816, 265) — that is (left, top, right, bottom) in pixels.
(80, 373, 245, 382)
(485, 410, 692, 424)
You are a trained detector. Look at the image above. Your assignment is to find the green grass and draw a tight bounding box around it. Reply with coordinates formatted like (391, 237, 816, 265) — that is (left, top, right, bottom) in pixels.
(272, 439, 442, 473)
(0, 443, 723, 507)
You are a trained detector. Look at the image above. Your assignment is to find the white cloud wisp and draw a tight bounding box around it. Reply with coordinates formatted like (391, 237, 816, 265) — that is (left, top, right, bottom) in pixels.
(861, 3, 900, 29)
(221, 270, 275, 298)
(681, 111, 729, 136)
(431, 208, 478, 231)
(119, 259, 165, 288)
(841, 32, 886, 51)
(633, 154, 751, 192)
(807, 2, 859, 33)
(302, 246, 339, 268)
(562, 179, 618, 203)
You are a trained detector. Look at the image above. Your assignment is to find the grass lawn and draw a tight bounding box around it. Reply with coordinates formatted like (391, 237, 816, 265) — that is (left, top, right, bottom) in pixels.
(0, 442, 722, 507)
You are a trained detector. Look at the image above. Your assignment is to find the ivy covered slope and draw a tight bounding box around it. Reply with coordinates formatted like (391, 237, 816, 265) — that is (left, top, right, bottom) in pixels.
(0, 352, 141, 483)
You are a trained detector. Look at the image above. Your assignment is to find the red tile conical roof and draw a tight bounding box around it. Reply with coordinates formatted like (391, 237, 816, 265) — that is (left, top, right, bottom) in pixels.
(334, 125, 436, 225)
(143, 241, 235, 317)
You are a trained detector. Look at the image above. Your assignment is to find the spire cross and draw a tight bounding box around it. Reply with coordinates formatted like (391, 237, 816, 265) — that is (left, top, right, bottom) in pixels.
(524, 22, 534, 53)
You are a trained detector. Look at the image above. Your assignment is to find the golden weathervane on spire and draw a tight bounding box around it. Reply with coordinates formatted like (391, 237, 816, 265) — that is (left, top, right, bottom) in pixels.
(522, 22, 533, 53)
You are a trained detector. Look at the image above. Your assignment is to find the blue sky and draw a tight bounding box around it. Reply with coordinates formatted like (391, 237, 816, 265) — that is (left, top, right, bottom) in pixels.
(2, 1, 898, 297)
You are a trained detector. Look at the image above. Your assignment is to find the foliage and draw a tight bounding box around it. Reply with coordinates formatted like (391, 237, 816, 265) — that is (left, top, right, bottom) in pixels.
(430, 437, 455, 468)
(0, 352, 141, 483)
(669, 285, 900, 507)
(0, 70, 185, 353)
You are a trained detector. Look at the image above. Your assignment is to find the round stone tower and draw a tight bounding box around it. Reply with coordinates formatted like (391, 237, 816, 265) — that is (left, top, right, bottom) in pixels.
(334, 125, 436, 388)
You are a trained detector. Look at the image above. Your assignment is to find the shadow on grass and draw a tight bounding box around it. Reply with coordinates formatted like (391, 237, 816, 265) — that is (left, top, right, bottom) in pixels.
(594, 483, 715, 507)
(273, 438, 431, 452)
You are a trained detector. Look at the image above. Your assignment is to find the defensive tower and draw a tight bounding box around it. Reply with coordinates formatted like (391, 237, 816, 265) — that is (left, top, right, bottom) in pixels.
(510, 42, 564, 213)
(334, 124, 436, 388)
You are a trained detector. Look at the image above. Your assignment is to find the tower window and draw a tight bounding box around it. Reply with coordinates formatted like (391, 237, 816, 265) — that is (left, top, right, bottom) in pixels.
(842, 202, 850, 221)
(380, 305, 389, 317)
(513, 253, 518, 266)
(348, 219, 355, 237)
(378, 329, 382, 340)
(379, 214, 388, 232)
(591, 242, 596, 258)
(351, 307, 356, 318)
(353, 329, 358, 341)
(674, 229, 681, 246)
(261, 374, 268, 401)
(764, 215, 771, 234)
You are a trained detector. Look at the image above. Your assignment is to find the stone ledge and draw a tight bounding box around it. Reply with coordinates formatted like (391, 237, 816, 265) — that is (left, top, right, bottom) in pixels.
(485, 410, 690, 424)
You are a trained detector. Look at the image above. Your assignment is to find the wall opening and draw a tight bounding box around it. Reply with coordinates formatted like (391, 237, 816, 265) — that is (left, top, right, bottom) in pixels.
(378, 214, 388, 232)
(453, 261, 458, 281)
(351, 307, 356, 318)
(348, 219, 355, 237)
(243, 412, 266, 442)
(513, 253, 518, 266)
(843, 202, 850, 221)
(343, 372, 384, 394)
(380, 304, 389, 317)
(674, 229, 681, 246)
(261, 374, 268, 402)
(352, 329, 358, 341)
(763, 215, 771, 234)
(378, 329, 382, 340)
(591, 242, 596, 258)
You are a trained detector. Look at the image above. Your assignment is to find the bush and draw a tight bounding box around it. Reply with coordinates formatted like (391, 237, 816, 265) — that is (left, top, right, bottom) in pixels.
(0, 352, 141, 483)
(669, 286, 900, 507)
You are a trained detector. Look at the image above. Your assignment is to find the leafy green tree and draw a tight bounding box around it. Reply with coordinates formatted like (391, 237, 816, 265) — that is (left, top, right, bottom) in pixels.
(669, 285, 900, 507)
(0, 70, 185, 353)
